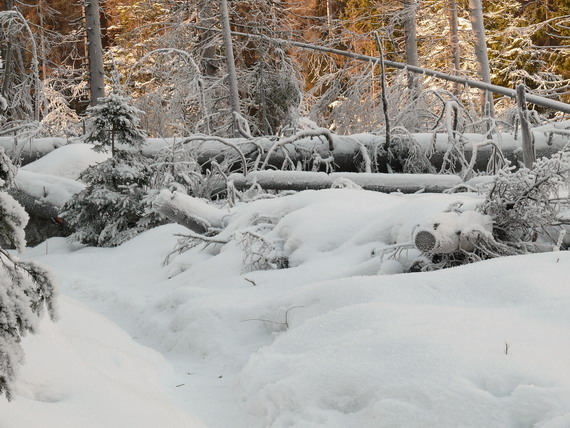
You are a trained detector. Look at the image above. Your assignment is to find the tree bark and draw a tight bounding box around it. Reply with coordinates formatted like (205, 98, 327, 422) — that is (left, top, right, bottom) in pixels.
(219, 0, 241, 125)
(468, 0, 494, 117)
(84, 0, 105, 106)
(402, 0, 419, 97)
(447, 0, 461, 96)
(517, 85, 536, 169)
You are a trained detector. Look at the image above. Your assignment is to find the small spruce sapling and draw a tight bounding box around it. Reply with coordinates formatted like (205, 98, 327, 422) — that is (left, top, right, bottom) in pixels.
(0, 147, 57, 401)
(82, 93, 147, 156)
(62, 92, 164, 246)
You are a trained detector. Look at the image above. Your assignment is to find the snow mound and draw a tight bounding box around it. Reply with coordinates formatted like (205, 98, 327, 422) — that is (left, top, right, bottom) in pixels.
(15, 188, 570, 427)
(15, 170, 84, 207)
(21, 143, 110, 180)
(0, 295, 204, 427)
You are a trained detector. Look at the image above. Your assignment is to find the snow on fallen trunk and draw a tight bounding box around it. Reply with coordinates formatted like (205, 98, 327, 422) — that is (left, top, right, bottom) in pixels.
(154, 189, 231, 233)
(413, 210, 493, 253)
(229, 171, 465, 193)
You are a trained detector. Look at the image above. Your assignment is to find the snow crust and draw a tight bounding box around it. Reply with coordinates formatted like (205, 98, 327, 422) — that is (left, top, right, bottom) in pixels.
(14, 170, 85, 208)
(5, 188, 570, 427)
(20, 143, 110, 180)
(0, 294, 205, 427)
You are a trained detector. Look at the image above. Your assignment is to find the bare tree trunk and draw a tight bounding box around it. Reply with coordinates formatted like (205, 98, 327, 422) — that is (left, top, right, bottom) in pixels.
(402, 0, 419, 99)
(447, 0, 461, 96)
(199, 1, 218, 76)
(517, 85, 535, 169)
(468, 0, 494, 117)
(1, 0, 14, 107)
(402, 1, 419, 67)
(84, 0, 105, 106)
(219, 0, 241, 125)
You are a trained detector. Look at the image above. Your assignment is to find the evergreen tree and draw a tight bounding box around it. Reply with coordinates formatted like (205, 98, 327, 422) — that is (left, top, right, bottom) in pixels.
(63, 92, 162, 247)
(82, 93, 147, 156)
(61, 152, 164, 247)
(0, 145, 57, 401)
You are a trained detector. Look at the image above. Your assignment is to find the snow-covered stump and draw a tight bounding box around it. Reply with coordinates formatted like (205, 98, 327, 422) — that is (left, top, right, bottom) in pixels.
(154, 189, 229, 233)
(229, 171, 464, 193)
(413, 211, 494, 254)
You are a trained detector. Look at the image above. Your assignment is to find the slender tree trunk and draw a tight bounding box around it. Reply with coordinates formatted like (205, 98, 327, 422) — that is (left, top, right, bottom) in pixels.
(199, 1, 218, 76)
(402, 0, 419, 97)
(1, 0, 14, 106)
(84, 0, 105, 106)
(468, 0, 494, 117)
(219, 0, 241, 123)
(517, 85, 535, 169)
(447, 0, 461, 96)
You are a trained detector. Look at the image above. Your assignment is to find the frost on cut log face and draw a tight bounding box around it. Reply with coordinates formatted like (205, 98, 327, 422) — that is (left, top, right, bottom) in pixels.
(413, 210, 493, 254)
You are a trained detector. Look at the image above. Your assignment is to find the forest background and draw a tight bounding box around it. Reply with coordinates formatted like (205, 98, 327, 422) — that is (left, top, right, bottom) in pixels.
(1, 0, 569, 140)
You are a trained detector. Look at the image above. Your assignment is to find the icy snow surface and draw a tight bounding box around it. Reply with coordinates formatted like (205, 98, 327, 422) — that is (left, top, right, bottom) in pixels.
(2, 185, 570, 427)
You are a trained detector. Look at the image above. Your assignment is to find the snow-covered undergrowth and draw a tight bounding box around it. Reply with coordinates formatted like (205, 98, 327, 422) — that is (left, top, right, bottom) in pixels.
(2, 188, 570, 427)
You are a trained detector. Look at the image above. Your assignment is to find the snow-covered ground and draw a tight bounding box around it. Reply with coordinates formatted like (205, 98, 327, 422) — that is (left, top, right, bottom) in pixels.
(2, 145, 570, 427)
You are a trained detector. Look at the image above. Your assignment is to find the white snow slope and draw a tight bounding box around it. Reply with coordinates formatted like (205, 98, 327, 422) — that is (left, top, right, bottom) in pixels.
(1, 186, 570, 428)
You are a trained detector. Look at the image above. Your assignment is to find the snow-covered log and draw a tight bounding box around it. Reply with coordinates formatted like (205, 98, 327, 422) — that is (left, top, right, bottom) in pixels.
(229, 171, 464, 193)
(154, 189, 230, 233)
(413, 211, 493, 254)
(4, 130, 569, 173)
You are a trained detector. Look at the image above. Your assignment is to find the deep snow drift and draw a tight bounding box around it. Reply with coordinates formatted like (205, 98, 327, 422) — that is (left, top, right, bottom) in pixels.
(2, 184, 570, 427)
(2, 143, 570, 427)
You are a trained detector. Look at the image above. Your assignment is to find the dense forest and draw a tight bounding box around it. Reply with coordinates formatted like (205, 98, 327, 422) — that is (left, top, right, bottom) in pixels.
(1, 0, 569, 138)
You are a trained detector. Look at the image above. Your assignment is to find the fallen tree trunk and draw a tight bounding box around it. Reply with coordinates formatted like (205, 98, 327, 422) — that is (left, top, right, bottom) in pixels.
(228, 171, 476, 193)
(4, 130, 569, 173)
(154, 189, 230, 233)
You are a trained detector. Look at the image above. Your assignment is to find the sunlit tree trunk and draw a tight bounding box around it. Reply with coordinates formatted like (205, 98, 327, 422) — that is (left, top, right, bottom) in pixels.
(447, 0, 461, 96)
(468, 0, 494, 117)
(403, 0, 419, 96)
(84, 0, 105, 106)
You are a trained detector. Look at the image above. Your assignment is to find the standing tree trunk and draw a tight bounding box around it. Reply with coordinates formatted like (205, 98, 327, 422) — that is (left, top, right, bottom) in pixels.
(447, 0, 461, 96)
(84, 0, 105, 106)
(199, 1, 218, 77)
(1, 0, 14, 107)
(517, 84, 535, 169)
(219, 0, 241, 130)
(402, 0, 419, 96)
(468, 0, 494, 117)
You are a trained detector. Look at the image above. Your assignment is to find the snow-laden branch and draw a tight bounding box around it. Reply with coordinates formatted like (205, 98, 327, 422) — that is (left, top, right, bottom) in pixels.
(260, 129, 335, 170)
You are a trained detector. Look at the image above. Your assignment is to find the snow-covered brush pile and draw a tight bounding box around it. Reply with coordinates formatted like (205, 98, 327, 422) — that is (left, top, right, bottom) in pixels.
(156, 188, 491, 275)
(406, 146, 570, 270)
(480, 146, 570, 251)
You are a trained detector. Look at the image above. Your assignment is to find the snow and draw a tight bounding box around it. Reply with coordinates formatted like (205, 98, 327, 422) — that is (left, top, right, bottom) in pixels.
(11, 144, 108, 208)
(14, 171, 84, 208)
(2, 184, 570, 427)
(20, 143, 110, 180)
(0, 295, 205, 428)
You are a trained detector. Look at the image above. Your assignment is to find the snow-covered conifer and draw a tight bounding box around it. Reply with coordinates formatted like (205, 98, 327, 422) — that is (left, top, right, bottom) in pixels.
(82, 93, 147, 156)
(61, 152, 164, 247)
(0, 147, 57, 401)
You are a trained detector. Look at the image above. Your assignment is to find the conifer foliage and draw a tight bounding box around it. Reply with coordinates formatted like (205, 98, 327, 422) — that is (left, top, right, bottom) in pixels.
(62, 92, 163, 247)
(0, 147, 57, 401)
(82, 93, 147, 156)
(61, 152, 164, 247)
